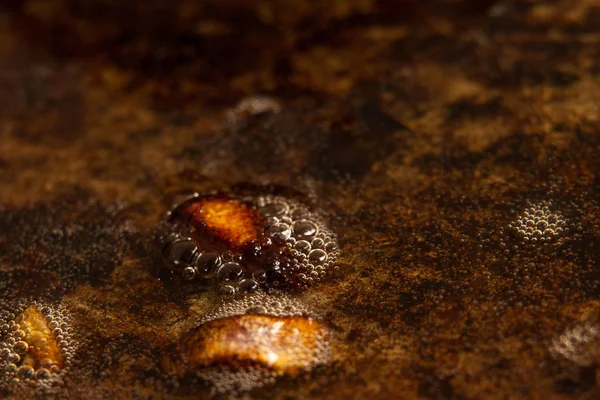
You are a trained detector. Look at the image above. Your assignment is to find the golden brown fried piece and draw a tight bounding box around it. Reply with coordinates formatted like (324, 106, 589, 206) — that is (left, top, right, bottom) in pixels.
(184, 197, 264, 248)
(15, 305, 64, 371)
(178, 314, 328, 376)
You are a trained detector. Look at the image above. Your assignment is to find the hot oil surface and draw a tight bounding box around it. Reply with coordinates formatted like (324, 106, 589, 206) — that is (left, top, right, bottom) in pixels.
(2, 0, 600, 399)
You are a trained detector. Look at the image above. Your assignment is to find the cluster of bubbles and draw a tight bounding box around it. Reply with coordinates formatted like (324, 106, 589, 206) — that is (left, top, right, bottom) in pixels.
(0, 191, 140, 298)
(162, 237, 264, 296)
(194, 291, 331, 396)
(201, 291, 313, 323)
(0, 302, 75, 389)
(508, 200, 568, 245)
(550, 323, 600, 367)
(254, 195, 341, 287)
(161, 194, 341, 295)
(199, 365, 276, 396)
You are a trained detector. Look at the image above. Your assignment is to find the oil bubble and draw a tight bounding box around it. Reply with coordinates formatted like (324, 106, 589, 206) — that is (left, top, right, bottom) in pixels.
(162, 239, 198, 272)
(252, 270, 267, 283)
(259, 202, 288, 218)
(218, 285, 237, 296)
(311, 238, 325, 249)
(238, 278, 259, 294)
(217, 262, 244, 282)
(17, 365, 35, 379)
(267, 223, 292, 241)
(194, 253, 221, 278)
(182, 266, 196, 280)
(309, 249, 328, 265)
(295, 240, 311, 254)
(293, 220, 318, 239)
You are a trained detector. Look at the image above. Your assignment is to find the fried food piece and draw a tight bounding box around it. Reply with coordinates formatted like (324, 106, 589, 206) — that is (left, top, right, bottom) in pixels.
(178, 314, 328, 376)
(183, 197, 264, 248)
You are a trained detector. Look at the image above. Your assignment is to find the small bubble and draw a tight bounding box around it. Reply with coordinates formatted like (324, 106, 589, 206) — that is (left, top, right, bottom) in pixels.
(0, 348, 10, 359)
(311, 238, 324, 249)
(182, 266, 196, 280)
(219, 285, 237, 296)
(509, 200, 567, 245)
(162, 239, 198, 269)
(293, 220, 318, 240)
(221, 251, 235, 262)
(291, 208, 309, 220)
(16, 365, 35, 379)
(259, 203, 288, 218)
(4, 363, 17, 373)
(226, 95, 282, 128)
(264, 216, 279, 226)
(13, 341, 28, 355)
(217, 263, 244, 282)
(239, 279, 260, 294)
(246, 306, 267, 314)
(294, 240, 311, 254)
(267, 223, 292, 241)
(325, 242, 338, 252)
(195, 253, 221, 278)
(35, 368, 51, 380)
(308, 249, 327, 264)
(7, 353, 20, 364)
(252, 270, 267, 283)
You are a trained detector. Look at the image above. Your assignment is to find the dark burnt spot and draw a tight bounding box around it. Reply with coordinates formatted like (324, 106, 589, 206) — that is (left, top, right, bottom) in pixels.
(553, 365, 598, 395)
(0, 60, 85, 146)
(178, 109, 327, 178)
(313, 101, 411, 181)
(481, 133, 545, 167)
(446, 96, 504, 122)
(418, 373, 455, 400)
(488, 61, 579, 88)
(412, 147, 483, 177)
(346, 328, 362, 342)
(358, 101, 411, 135)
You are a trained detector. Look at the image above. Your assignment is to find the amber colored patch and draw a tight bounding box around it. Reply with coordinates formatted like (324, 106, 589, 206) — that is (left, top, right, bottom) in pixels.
(179, 315, 328, 376)
(184, 197, 263, 248)
(15, 306, 64, 371)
